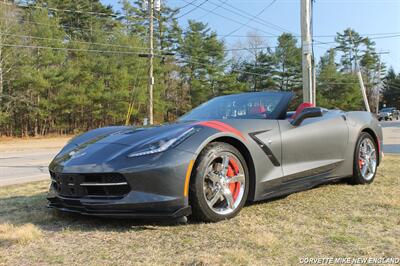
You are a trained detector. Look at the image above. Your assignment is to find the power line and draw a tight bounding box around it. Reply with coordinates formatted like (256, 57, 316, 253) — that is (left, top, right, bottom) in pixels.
(174, 0, 200, 12)
(0, 1, 119, 17)
(211, 0, 296, 35)
(180, 0, 278, 36)
(223, 40, 339, 52)
(176, 0, 209, 19)
(206, 31, 400, 39)
(0, 43, 155, 55)
(0, 27, 335, 54)
(224, 0, 278, 38)
(368, 34, 400, 40)
(0, 33, 149, 50)
(176, 58, 271, 77)
(0, 17, 146, 38)
(196, 0, 229, 20)
(312, 32, 400, 38)
(178, 57, 369, 87)
(3, 29, 397, 56)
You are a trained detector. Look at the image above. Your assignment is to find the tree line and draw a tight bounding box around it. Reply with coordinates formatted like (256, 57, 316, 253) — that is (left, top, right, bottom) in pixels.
(0, 0, 398, 136)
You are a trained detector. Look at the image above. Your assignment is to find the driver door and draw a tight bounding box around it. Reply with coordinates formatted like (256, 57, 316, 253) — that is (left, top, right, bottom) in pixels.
(278, 112, 348, 181)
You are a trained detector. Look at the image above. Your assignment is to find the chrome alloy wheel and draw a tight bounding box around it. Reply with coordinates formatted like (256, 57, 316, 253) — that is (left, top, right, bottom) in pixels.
(203, 153, 246, 215)
(358, 138, 377, 181)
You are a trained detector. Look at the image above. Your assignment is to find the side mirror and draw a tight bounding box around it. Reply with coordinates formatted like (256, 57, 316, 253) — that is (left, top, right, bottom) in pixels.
(291, 107, 323, 126)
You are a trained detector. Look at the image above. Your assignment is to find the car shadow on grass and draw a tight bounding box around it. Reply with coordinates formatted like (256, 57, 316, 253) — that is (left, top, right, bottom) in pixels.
(0, 192, 188, 234)
(246, 177, 349, 207)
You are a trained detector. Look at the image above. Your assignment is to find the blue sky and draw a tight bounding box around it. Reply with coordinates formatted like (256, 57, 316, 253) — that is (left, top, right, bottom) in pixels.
(101, 0, 400, 71)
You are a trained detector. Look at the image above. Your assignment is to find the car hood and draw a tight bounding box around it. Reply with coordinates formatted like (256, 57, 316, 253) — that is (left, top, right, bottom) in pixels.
(51, 121, 197, 165)
(87, 122, 195, 146)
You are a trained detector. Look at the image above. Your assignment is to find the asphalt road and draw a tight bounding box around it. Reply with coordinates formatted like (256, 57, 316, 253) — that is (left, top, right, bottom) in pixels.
(0, 148, 60, 186)
(381, 120, 400, 154)
(0, 121, 399, 187)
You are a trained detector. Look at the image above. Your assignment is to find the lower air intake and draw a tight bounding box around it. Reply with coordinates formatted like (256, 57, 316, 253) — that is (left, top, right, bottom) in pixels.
(50, 172, 130, 198)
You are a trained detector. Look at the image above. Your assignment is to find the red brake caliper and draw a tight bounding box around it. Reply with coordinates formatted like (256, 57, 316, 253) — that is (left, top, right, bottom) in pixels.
(227, 159, 241, 202)
(358, 159, 364, 169)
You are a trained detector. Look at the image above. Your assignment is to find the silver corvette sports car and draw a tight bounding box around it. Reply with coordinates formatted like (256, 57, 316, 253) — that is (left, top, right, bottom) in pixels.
(47, 91, 383, 222)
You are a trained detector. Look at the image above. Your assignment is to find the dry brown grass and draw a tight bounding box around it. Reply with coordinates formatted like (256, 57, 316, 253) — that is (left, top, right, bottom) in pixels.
(0, 137, 71, 152)
(0, 223, 42, 246)
(0, 156, 399, 265)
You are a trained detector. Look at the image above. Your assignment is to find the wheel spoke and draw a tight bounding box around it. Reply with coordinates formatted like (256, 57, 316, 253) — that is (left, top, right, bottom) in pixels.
(367, 159, 375, 173)
(360, 142, 366, 155)
(207, 172, 220, 183)
(361, 162, 368, 176)
(369, 149, 376, 157)
(228, 173, 245, 184)
(208, 190, 222, 207)
(222, 188, 234, 209)
(220, 155, 230, 176)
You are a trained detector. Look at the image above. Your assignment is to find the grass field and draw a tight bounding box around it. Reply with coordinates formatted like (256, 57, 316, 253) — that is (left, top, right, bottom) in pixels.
(0, 156, 399, 265)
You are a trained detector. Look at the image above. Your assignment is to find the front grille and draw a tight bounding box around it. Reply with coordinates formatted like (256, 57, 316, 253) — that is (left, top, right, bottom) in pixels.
(50, 172, 130, 198)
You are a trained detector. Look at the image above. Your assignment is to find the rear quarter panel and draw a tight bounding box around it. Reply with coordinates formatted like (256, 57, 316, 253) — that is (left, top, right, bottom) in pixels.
(343, 111, 383, 168)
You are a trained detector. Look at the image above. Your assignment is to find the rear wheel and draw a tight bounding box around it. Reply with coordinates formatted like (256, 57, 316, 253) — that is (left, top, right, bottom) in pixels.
(189, 142, 249, 222)
(350, 132, 378, 184)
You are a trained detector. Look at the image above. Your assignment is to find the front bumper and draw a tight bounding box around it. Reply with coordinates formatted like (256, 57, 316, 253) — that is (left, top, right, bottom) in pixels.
(47, 192, 191, 219)
(47, 147, 196, 219)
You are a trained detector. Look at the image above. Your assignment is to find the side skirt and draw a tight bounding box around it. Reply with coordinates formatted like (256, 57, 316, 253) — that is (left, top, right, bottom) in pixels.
(255, 173, 347, 202)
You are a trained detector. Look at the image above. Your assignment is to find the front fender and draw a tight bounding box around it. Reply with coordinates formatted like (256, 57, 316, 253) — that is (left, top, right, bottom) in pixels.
(179, 130, 246, 156)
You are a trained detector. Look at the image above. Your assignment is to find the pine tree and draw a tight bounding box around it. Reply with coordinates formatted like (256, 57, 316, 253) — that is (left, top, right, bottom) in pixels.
(274, 33, 302, 105)
(179, 20, 225, 108)
(317, 49, 363, 110)
(382, 68, 400, 109)
(335, 28, 365, 73)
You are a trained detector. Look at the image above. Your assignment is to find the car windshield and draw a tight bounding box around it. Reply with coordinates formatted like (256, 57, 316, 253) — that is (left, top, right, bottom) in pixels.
(380, 108, 393, 112)
(179, 92, 290, 121)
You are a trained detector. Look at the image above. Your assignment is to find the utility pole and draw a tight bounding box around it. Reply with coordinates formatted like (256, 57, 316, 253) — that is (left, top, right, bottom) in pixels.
(349, 31, 370, 112)
(374, 51, 389, 114)
(355, 64, 371, 112)
(312, 60, 316, 105)
(301, 0, 314, 104)
(148, 0, 154, 125)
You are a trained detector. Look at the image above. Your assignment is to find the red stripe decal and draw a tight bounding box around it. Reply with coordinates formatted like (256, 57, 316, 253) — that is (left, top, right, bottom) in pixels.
(207, 121, 247, 141)
(196, 120, 247, 142)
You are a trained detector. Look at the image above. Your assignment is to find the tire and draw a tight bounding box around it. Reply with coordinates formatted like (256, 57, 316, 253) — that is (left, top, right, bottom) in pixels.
(189, 142, 249, 222)
(349, 132, 378, 184)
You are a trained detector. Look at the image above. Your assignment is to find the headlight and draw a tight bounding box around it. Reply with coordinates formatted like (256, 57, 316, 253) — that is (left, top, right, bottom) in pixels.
(127, 127, 197, 157)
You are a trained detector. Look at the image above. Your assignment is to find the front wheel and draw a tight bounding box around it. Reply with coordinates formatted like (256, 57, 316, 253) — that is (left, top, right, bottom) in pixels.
(189, 142, 249, 222)
(349, 132, 378, 184)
